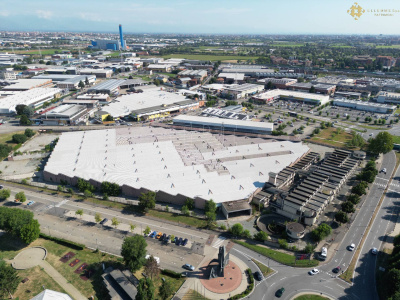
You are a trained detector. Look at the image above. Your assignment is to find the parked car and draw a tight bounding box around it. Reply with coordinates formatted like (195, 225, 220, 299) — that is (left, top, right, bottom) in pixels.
(27, 200, 35, 206)
(381, 168, 387, 174)
(183, 263, 195, 271)
(254, 271, 263, 281)
(308, 268, 320, 276)
(275, 287, 285, 298)
(332, 266, 341, 273)
(160, 233, 167, 241)
(371, 247, 378, 255)
(348, 243, 355, 251)
(182, 238, 188, 246)
(0, 185, 3, 189)
(178, 237, 184, 246)
(175, 237, 181, 245)
(150, 231, 157, 238)
(156, 232, 163, 239)
(144, 230, 152, 237)
(100, 218, 108, 225)
(165, 235, 171, 243)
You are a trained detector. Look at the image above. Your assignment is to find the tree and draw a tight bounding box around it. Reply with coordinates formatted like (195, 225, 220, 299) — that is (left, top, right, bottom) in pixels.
(138, 191, 156, 212)
(22, 106, 34, 118)
(184, 198, 194, 210)
(352, 182, 367, 195)
(347, 194, 361, 205)
(309, 86, 316, 93)
(230, 223, 244, 236)
(144, 255, 160, 279)
(95, 213, 102, 223)
(242, 229, 252, 238)
(304, 243, 315, 254)
(0, 189, 11, 201)
(0, 260, 20, 299)
(335, 211, 349, 224)
(143, 225, 152, 236)
(154, 79, 161, 86)
(181, 205, 190, 216)
(0, 144, 12, 159)
(342, 202, 355, 213)
(83, 189, 92, 199)
(15, 191, 26, 203)
(368, 132, 394, 155)
(112, 217, 120, 228)
(19, 219, 40, 244)
(254, 231, 268, 242)
(57, 185, 64, 193)
(136, 277, 155, 300)
(12, 134, 28, 144)
(159, 280, 173, 300)
(24, 128, 35, 138)
(85, 76, 89, 86)
(104, 114, 113, 122)
(75, 209, 83, 218)
(357, 170, 376, 183)
(311, 223, 332, 242)
(78, 80, 85, 89)
(100, 181, 120, 196)
(15, 104, 27, 116)
(385, 268, 400, 297)
(121, 236, 147, 272)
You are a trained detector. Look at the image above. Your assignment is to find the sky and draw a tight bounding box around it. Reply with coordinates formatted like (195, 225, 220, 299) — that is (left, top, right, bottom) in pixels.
(1, 0, 400, 35)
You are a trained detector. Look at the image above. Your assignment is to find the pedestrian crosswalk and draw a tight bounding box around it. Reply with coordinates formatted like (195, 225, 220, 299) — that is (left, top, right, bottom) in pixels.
(55, 199, 69, 207)
(212, 236, 227, 248)
(373, 182, 400, 189)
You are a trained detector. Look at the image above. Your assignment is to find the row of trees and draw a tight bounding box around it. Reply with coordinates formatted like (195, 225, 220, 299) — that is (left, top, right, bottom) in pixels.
(12, 129, 35, 145)
(0, 207, 40, 244)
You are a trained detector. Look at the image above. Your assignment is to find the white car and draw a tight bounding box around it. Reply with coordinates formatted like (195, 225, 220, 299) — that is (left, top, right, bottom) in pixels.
(371, 247, 378, 255)
(348, 243, 355, 251)
(381, 168, 387, 174)
(308, 268, 320, 275)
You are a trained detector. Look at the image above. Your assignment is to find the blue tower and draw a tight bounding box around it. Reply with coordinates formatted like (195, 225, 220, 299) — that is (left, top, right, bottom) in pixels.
(119, 24, 125, 50)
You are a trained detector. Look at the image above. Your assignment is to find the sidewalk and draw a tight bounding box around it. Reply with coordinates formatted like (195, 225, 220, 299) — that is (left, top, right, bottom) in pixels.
(39, 260, 86, 300)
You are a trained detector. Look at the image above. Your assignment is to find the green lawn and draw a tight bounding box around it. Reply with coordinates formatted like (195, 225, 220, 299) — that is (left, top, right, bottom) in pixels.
(310, 127, 355, 149)
(161, 54, 260, 62)
(392, 135, 400, 144)
(251, 259, 274, 277)
(294, 295, 330, 300)
(14, 266, 67, 300)
(234, 240, 319, 268)
(146, 210, 208, 228)
(358, 124, 389, 130)
(0, 131, 25, 145)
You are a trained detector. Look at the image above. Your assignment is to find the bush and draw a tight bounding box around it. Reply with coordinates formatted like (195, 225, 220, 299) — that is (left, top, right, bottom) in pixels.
(12, 134, 28, 144)
(254, 231, 268, 242)
(311, 223, 332, 242)
(228, 269, 254, 300)
(24, 128, 35, 138)
(100, 181, 120, 196)
(0, 144, 12, 158)
(278, 239, 288, 249)
(348, 194, 361, 205)
(161, 269, 183, 278)
(230, 223, 244, 236)
(335, 211, 349, 224)
(39, 233, 85, 250)
(342, 201, 355, 213)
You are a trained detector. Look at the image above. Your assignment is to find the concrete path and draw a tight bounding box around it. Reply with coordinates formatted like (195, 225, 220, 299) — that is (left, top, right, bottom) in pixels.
(39, 260, 86, 300)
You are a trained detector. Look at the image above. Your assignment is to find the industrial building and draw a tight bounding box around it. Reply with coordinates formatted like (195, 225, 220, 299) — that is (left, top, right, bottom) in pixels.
(251, 89, 330, 106)
(270, 149, 358, 225)
(88, 79, 125, 94)
(1, 79, 53, 91)
(218, 73, 245, 84)
(173, 115, 273, 134)
(91, 40, 120, 51)
(33, 74, 96, 90)
(201, 107, 249, 121)
(77, 93, 111, 103)
(220, 83, 264, 99)
(178, 70, 208, 81)
(43, 127, 309, 210)
(334, 91, 362, 100)
(41, 104, 88, 125)
(376, 91, 400, 104)
(260, 78, 297, 89)
(221, 66, 274, 77)
(79, 68, 113, 78)
(332, 99, 395, 114)
(102, 89, 204, 120)
(0, 88, 61, 114)
(146, 64, 172, 73)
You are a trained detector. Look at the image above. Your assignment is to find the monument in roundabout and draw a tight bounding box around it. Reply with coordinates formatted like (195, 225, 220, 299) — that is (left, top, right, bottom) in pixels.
(200, 245, 244, 294)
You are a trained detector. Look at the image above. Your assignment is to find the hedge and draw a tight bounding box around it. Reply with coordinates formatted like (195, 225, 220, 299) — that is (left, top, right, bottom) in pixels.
(161, 269, 183, 278)
(229, 269, 254, 300)
(39, 233, 85, 250)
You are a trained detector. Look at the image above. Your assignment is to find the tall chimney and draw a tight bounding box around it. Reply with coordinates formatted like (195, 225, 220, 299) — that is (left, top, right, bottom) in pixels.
(119, 24, 125, 50)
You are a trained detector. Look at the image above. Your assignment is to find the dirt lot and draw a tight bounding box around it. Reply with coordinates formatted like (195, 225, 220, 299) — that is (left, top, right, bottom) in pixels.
(19, 133, 59, 153)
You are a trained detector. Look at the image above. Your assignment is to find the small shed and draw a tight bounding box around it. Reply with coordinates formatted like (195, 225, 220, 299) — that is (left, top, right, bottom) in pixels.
(221, 200, 252, 219)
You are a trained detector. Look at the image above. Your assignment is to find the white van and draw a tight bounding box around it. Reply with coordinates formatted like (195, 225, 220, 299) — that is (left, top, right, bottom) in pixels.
(319, 247, 327, 261)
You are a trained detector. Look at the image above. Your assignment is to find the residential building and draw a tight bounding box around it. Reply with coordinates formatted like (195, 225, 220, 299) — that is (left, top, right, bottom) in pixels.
(352, 55, 373, 65)
(376, 56, 396, 68)
(0, 70, 16, 80)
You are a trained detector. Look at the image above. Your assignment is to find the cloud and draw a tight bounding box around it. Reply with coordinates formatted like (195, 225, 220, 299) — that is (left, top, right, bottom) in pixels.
(36, 10, 53, 19)
(78, 12, 105, 22)
(0, 11, 10, 17)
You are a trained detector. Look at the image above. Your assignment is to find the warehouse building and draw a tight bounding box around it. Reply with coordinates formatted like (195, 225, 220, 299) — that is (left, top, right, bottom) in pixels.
(77, 93, 111, 103)
(259, 78, 297, 89)
(220, 83, 264, 99)
(334, 91, 362, 100)
(88, 80, 125, 94)
(1, 79, 53, 91)
(41, 104, 88, 125)
(218, 73, 245, 84)
(201, 107, 249, 120)
(0, 88, 61, 114)
(146, 64, 172, 73)
(79, 68, 113, 78)
(102, 89, 204, 120)
(251, 89, 330, 106)
(43, 127, 309, 209)
(33, 74, 96, 89)
(173, 115, 273, 134)
(376, 91, 400, 104)
(332, 99, 395, 114)
(178, 70, 208, 81)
